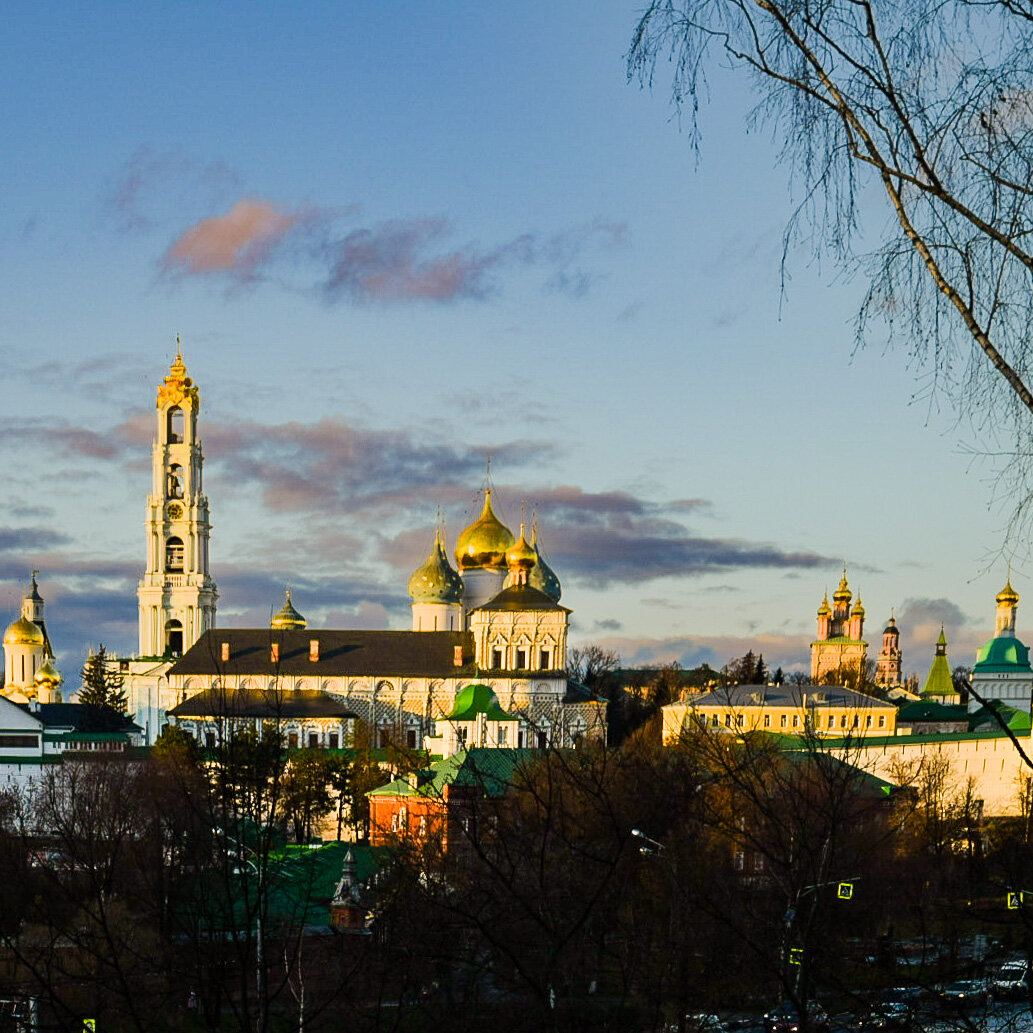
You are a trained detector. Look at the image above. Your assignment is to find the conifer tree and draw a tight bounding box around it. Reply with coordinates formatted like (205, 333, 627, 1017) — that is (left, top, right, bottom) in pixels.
(78, 645, 128, 729)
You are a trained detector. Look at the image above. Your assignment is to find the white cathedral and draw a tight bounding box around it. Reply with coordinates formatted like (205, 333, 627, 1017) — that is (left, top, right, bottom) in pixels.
(69, 353, 604, 752)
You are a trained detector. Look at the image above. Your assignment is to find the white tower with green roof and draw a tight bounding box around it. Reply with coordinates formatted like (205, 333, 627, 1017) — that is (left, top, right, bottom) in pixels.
(969, 579, 1033, 713)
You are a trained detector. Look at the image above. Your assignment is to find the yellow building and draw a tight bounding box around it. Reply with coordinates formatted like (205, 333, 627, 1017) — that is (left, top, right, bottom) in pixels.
(661, 684, 897, 743)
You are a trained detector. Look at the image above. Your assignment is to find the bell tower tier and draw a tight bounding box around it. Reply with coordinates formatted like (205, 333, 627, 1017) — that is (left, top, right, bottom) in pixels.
(137, 350, 218, 657)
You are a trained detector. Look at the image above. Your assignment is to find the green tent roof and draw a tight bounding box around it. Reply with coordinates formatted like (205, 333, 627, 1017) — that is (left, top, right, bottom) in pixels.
(445, 683, 516, 722)
(921, 655, 956, 698)
(974, 635, 1032, 673)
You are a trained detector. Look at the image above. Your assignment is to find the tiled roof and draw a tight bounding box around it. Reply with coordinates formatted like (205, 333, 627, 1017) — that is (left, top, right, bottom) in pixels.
(170, 628, 476, 678)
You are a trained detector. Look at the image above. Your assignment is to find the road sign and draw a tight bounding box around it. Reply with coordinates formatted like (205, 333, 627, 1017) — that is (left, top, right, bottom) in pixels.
(84, 1022, 96, 1033)
(789, 948, 803, 966)
(1008, 892, 1021, 909)
(837, 882, 853, 900)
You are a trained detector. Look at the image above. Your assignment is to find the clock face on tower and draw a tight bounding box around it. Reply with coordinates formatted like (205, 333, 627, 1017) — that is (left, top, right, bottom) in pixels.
(167, 502, 184, 521)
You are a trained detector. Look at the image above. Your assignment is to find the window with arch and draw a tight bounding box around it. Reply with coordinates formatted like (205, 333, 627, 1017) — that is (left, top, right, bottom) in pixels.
(167, 464, 184, 499)
(167, 406, 184, 444)
(165, 619, 183, 656)
(165, 536, 184, 572)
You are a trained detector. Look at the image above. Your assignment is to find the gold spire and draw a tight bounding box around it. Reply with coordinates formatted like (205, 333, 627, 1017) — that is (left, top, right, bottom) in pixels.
(157, 342, 199, 408)
(851, 592, 865, 617)
(817, 592, 831, 617)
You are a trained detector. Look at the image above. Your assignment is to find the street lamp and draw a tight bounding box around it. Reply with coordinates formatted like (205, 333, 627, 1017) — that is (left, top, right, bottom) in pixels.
(630, 827, 666, 855)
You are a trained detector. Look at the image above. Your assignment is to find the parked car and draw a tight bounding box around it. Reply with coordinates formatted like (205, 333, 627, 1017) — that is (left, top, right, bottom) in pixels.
(990, 961, 1028, 999)
(683, 1015, 725, 1033)
(934, 979, 988, 1009)
(764, 1002, 830, 1033)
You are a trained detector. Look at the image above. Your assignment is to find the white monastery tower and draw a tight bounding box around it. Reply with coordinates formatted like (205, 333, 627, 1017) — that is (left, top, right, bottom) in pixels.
(137, 350, 217, 657)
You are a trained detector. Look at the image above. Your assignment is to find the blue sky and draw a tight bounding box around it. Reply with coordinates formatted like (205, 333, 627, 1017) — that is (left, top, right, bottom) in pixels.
(0, 2, 1017, 681)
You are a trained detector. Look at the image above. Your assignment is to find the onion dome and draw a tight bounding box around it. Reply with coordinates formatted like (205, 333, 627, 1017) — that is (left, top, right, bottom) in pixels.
(998, 578, 1020, 606)
(409, 529, 463, 604)
(271, 589, 307, 630)
(816, 593, 831, 617)
(506, 524, 537, 572)
(529, 525, 562, 602)
(34, 658, 62, 688)
(851, 594, 865, 618)
(3, 616, 43, 647)
(455, 489, 514, 570)
(832, 571, 852, 605)
(884, 615, 898, 636)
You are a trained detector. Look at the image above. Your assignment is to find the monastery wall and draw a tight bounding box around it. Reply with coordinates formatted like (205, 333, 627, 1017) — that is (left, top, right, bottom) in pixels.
(848, 732, 1032, 816)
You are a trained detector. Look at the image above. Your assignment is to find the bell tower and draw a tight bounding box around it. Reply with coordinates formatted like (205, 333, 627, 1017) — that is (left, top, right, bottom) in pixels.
(137, 348, 217, 656)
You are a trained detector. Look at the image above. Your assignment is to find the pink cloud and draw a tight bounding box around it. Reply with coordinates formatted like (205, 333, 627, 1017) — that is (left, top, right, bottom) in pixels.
(162, 199, 302, 280)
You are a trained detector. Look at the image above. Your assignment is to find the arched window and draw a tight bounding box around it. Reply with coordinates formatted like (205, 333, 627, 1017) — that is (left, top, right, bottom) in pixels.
(165, 619, 183, 656)
(165, 536, 184, 572)
(167, 464, 184, 499)
(167, 407, 184, 444)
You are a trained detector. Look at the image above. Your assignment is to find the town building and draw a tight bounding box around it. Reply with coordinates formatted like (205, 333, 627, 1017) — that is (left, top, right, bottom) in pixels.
(368, 747, 535, 851)
(0, 695, 142, 794)
(660, 683, 897, 743)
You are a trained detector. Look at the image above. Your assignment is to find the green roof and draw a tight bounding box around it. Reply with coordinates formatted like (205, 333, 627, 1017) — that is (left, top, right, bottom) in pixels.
(974, 635, 1032, 673)
(969, 700, 1032, 734)
(175, 841, 388, 933)
(368, 748, 537, 800)
(897, 701, 967, 723)
(445, 683, 515, 722)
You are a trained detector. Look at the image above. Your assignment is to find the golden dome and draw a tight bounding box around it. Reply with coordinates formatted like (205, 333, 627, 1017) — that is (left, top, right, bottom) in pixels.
(3, 617, 44, 647)
(851, 593, 865, 618)
(455, 489, 514, 570)
(529, 524, 562, 602)
(832, 571, 852, 604)
(271, 589, 307, 630)
(816, 593, 831, 617)
(997, 578, 1020, 606)
(506, 524, 537, 571)
(409, 529, 463, 604)
(34, 658, 62, 686)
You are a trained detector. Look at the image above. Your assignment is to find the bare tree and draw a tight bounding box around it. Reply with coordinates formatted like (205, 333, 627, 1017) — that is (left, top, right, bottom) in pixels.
(630, 0, 1033, 536)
